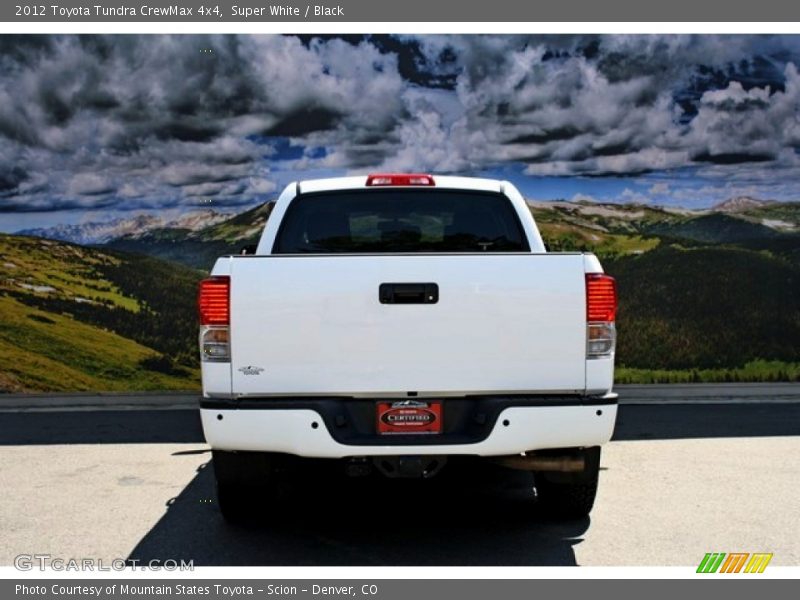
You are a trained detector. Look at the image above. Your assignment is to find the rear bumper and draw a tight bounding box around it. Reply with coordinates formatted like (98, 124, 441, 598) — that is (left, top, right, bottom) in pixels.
(200, 395, 618, 458)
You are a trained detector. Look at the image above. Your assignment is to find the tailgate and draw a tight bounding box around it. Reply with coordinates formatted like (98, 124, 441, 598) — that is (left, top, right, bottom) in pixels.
(229, 254, 587, 396)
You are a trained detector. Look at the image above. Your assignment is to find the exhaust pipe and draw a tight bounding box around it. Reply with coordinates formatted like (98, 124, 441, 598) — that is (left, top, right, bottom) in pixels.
(492, 453, 586, 472)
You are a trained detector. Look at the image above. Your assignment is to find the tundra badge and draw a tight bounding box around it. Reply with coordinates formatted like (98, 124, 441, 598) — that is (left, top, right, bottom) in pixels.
(238, 366, 265, 376)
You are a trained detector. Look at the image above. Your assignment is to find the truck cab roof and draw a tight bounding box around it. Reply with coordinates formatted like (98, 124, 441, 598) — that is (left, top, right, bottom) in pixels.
(297, 174, 505, 195)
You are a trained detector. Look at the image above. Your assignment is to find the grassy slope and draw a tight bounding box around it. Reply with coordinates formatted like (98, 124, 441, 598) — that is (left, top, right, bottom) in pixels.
(0, 235, 140, 311)
(0, 234, 200, 393)
(740, 202, 800, 227)
(0, 296, 198, 392)
(616, 360, 800, 384)
(537, 220, 660, 256)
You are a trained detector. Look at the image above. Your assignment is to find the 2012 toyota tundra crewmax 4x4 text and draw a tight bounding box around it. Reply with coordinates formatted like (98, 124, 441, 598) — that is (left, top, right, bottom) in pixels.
(198, 173, 618, 521)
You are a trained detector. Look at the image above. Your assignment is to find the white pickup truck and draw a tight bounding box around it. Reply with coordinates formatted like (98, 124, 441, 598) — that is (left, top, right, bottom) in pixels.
(198, 174, 618, 521)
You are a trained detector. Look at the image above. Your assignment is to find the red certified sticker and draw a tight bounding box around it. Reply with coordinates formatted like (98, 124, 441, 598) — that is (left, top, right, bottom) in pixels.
(377, 401, 442, 434)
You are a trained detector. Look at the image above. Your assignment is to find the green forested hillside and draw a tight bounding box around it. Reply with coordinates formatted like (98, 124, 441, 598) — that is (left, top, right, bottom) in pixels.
(0, 235, 202, 392)
(4, 194, 800, 391)
(532, 201, 800, 382)
(110, 198, 800, 384)
(645, 213, 782, 243)
(604, 245, 800, 371)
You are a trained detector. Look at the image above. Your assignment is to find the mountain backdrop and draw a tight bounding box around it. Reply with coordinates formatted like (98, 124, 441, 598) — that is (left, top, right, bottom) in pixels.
(16, 210, 232, 246)
(2, 196, 799, 392)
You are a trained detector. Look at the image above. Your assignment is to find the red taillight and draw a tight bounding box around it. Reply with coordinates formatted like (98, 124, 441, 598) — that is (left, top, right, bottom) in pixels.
(198, 276, 230, 325)
(366, 173, 435, 187)
(586, 273, 617, 322)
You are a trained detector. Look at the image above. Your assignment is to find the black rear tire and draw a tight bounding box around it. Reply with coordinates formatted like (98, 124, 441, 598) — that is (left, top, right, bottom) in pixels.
(215, 481, 254, 524)
(534, 447, 600, 519)
(212, 450, 278, 524)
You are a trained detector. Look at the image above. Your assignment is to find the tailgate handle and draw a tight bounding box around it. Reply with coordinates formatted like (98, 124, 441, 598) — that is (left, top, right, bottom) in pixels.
(379, 283, 439, 304)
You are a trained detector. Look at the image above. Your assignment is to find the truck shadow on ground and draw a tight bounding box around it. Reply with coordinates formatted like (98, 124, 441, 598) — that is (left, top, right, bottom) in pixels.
(4, 402, 798, 565)
(2, 403, 799, 445)
(127, 460, 589, 566)
(0, 409, 204, 445)
(611, 403, 800, 440)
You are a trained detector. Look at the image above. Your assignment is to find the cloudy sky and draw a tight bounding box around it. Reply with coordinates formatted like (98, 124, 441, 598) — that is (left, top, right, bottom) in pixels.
(2, 34, 800, 231)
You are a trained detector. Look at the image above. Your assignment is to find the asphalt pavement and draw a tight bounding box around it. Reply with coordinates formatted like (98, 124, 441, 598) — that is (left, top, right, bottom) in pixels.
(2, 383, 799, 413)
(0, 383, 797, 567)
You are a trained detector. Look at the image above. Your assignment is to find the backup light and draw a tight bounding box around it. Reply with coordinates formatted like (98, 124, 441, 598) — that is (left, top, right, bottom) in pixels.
(200, 327, 230, 362)
(587, 323, 616, 358)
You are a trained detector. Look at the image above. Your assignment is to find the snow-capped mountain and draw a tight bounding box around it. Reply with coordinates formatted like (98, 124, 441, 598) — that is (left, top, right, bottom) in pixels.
(712, 196, 775, 213)
(17, 210, 231, 245)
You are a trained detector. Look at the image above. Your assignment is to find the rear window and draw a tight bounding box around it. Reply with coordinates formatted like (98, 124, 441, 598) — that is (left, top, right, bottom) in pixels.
(272, 190, 529, 254)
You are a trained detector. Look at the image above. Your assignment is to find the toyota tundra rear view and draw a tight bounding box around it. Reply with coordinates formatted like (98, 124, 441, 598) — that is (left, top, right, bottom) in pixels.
(198, 174, 618, 521)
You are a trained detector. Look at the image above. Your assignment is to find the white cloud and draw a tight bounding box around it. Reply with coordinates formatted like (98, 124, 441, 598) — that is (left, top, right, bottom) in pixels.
(2, 34, 800, 215)
(67, 173, 115, 196)
(620, 187, 650, 203)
